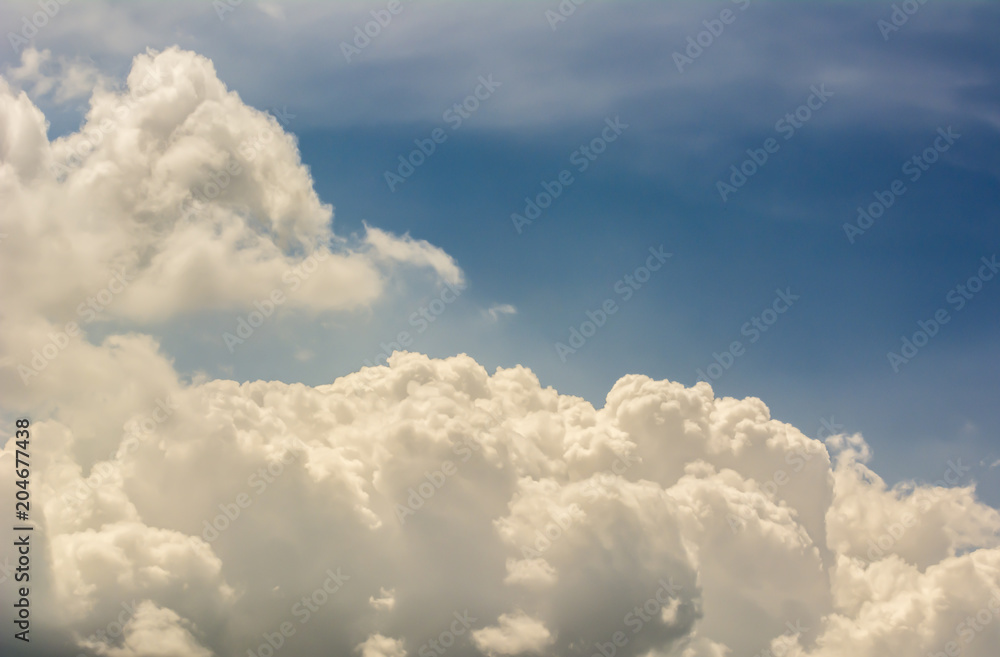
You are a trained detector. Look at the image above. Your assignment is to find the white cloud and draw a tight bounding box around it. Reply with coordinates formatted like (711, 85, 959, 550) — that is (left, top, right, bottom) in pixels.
(0, 45, 468, 414)
(2, 46, 1000, 657)
(485, 304, 517, 322)
(257, 3, 286, 21)
(294, 349, 316, 362)
(0, 46, 462, 329)
(356, 633, 406, 657)
(364, 223, 464, 288)
(79, 601, 213, 657)
(369, 587, 396, 612)
(7, 47, 109, 104)
(4, 350, 999, 657)
(472, 610, 554, 656)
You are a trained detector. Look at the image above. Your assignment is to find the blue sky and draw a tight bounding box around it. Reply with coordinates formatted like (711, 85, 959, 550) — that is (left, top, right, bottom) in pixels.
(6, 0, 999, 502)
(7, 3, 1000, 657)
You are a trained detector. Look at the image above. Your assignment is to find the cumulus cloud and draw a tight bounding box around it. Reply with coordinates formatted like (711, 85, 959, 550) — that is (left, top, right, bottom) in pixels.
(369, 587, 396, 611)
(78, 601, 213, 657)
(472, 610, 554, 656)
(3, 46, 1000, 657)
(0, 46, 460, 327)
(356, 633, 406, 657)
(3, 349, 1000, 657)
(0, 45, 463, 403)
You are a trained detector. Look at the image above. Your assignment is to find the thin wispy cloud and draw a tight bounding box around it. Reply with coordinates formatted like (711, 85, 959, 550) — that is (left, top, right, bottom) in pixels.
(485, 303, 517, 322)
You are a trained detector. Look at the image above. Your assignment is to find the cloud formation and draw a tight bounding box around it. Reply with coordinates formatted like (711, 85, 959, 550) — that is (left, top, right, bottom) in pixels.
(0, 45, 461, 321)
(0, 46, 461, 396)
(0, 346, 1000, 656)
(3, 348, 1000, 656)
(1, 46, 999, 657)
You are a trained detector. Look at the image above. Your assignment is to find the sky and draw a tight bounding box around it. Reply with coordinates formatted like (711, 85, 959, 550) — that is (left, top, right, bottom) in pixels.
(1, 1, 999, 657)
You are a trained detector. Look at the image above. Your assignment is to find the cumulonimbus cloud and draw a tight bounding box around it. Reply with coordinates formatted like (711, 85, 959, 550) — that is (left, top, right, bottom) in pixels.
(2, 350, 999, 657)
(1, 47, 999, 657)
